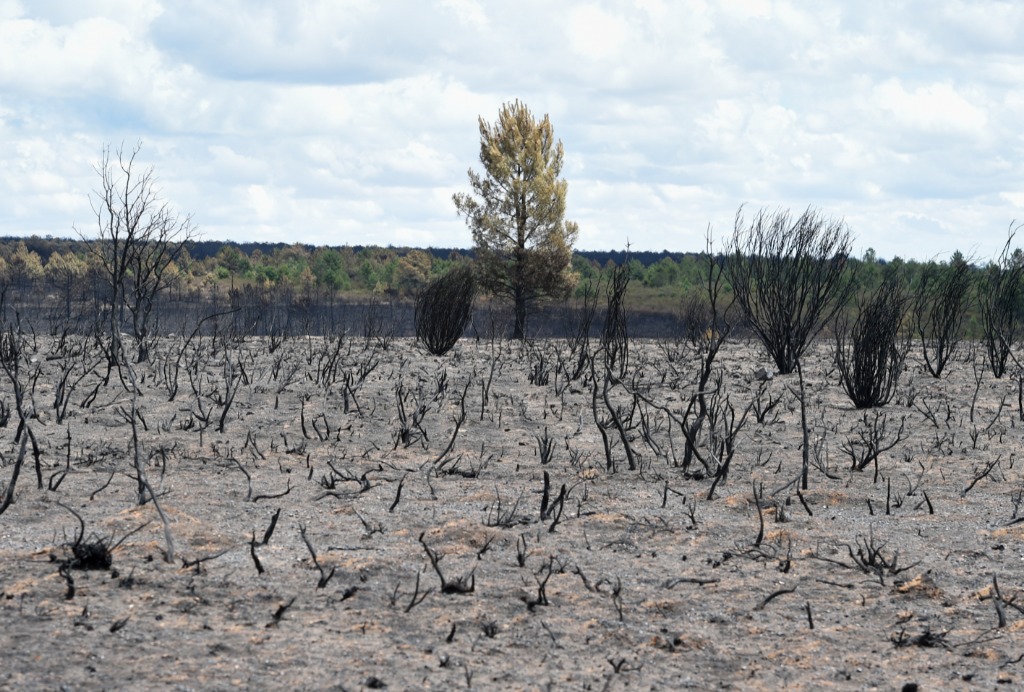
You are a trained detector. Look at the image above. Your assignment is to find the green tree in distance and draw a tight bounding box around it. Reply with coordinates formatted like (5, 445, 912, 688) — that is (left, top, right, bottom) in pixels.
(454, 100, 578, 339)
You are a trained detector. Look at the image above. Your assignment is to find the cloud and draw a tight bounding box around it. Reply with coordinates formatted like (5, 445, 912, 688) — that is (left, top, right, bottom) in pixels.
(873, 79, 989, 140)
(1, 0, 1024, 261)
(567, 5, 630, 61)
(439, 0, 487, 31)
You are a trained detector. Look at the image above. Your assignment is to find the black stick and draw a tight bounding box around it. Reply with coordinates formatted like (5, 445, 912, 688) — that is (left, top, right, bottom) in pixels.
(262, 508, 281, 545)
(753, 481, 764, 546)
(250, 530, 264, 574)
(389, 474, 406, 513)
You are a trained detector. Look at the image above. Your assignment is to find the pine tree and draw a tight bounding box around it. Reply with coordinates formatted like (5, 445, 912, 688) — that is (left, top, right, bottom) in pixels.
(454, 100, 578, 339)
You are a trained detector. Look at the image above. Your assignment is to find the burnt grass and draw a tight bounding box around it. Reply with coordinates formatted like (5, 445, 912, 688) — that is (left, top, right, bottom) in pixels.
(1, 334, 1024, 689)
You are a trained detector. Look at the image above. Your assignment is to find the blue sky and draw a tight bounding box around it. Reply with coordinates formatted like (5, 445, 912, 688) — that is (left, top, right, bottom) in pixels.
(2, 0, 1023, 261)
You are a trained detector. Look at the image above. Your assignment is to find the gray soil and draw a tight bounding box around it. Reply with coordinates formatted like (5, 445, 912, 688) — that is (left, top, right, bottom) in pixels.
(1, 334, 1022, 690)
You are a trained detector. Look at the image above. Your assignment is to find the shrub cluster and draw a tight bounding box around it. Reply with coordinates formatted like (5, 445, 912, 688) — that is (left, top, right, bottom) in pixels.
(414, 265, 475, 356)
(835, 276, 909, 408)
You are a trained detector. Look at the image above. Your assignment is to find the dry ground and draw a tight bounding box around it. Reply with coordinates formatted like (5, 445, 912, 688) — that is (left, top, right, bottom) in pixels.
(1, 333, 1023, 690)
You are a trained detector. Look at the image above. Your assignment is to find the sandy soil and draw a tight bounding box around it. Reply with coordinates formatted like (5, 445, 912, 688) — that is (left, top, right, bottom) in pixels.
(1, 333, 1023, 690)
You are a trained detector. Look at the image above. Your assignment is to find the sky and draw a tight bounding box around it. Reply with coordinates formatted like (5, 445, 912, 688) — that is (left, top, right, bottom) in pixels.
(2, 0, 1024, 261)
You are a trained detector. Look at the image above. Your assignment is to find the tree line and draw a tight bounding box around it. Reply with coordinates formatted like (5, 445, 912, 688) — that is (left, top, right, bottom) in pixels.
(0, 232, 723, 298)
(0, 233, 1013, 322)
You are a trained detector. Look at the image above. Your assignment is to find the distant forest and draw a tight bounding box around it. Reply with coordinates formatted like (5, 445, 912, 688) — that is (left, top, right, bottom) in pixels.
(0, 234, 731, 311)
(2, 234, 713, 275)
(0, 233, 996, 338)
(0, 234, 912, 292)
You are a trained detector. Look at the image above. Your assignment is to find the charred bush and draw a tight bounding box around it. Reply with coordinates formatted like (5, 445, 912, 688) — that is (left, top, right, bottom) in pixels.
(561, 277, 601, 382)
(979, 229, 1024, 378)
(912, 253, 972, 378)
(680, 236, 734, 471)
(602, 260, 630, 378)
(726, 206, 855, 374)
(415, 265, 475, 356)
(681, 290, 714, 348)
(835, 276, 910, 408)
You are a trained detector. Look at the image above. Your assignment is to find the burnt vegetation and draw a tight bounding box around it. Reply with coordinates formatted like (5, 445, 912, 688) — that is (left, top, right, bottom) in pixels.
(414, 264, 475, 356)
(979, 229, 1024, 379)
(726, 206, 857, 375)
(835, 274, 911, 409)
(3, 208, 1024, 688)
(912, 252, 973, 378)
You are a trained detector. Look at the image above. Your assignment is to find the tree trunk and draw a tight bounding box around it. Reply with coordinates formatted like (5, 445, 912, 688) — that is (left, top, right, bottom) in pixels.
(513, 291, 527, 340)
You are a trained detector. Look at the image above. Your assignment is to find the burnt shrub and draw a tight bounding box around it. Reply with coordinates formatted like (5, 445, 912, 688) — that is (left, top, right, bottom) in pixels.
(415, 265, 475, 356)
(835, 275, 910, 408)
(979, 231, 1024, 378)
(912, 252, 973, 378)
(601, 260, 630, 378)
(726, 206, 856, 375)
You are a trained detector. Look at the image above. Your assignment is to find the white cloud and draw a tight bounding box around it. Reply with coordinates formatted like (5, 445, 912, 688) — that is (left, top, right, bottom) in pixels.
(873, 79, 989, 139)
(729, 0, 771, 20)
(207, 145, 271, 181)
(0, 0, 1024, 261)
(439, 0, 487, 30)
(567, 5, 630, 61)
